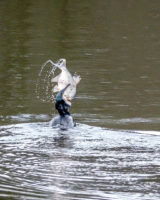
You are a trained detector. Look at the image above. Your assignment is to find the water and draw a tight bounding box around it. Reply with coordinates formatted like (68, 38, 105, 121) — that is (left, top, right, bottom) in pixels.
(0, 123, 160, 200)
(0, 0, 160, 199)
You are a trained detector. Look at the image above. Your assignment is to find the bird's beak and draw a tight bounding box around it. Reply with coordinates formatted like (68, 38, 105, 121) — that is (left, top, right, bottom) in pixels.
(56, 84, 70, 102)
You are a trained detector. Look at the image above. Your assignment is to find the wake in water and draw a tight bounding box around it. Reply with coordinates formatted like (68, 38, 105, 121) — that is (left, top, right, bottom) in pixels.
(0, 122, 159, 200)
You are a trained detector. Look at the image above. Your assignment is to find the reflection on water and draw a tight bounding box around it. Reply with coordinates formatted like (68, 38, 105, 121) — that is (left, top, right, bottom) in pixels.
(0, 0, 160, 199)
(0, 123, 160, 200)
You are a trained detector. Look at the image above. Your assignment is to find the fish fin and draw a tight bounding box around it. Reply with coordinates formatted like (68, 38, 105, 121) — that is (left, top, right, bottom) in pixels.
(73, 75, 81, 85)
(63, 94, 72, 106)
(52, 85, 59, 93)
(51, 74, 60, 82)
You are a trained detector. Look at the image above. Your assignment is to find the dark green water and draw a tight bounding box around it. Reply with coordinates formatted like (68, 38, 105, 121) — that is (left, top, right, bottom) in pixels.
(0, 1, 160, 200)
(0, 0, 160, 130)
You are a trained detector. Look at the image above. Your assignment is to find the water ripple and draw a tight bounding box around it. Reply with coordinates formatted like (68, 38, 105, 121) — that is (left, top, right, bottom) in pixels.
(0, 123, 160, 199)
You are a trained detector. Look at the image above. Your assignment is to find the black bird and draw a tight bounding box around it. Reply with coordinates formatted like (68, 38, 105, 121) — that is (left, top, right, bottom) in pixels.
(55, 84, 71, 117)
(51, 84, 75, 130)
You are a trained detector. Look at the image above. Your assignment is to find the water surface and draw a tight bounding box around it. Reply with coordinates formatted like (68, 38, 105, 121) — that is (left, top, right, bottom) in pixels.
(0, 0, 160, 199)
(0, 123, 160, 200)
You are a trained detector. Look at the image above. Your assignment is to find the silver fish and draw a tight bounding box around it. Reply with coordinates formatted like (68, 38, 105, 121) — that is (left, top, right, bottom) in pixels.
(51, 58, 81, 105)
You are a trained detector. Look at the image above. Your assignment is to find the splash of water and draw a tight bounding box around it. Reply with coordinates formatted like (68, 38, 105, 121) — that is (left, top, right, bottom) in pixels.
(36, 59, 59, 103)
